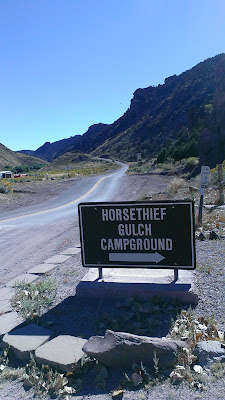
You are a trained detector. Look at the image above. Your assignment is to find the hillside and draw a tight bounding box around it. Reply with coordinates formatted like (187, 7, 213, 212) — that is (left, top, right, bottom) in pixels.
(22, 54, 225, 167)
(46, 151, 118, 173)
(0, 143, 48, 170)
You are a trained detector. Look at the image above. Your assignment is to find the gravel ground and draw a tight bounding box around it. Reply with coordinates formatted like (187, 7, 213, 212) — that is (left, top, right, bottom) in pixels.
(0, 239, 224, 400)
(0, 174, 225, 400)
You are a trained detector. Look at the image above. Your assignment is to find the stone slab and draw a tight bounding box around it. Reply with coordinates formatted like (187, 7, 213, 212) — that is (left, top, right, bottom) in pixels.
(76, 268, 198, 304)
(6, 274, 39, 287)
(0, 287, 15, 301)
(27, 263, 57, 275)
(0, 312, 24, 339)
(44, 255, 71, 264)
(3, 323, 53, 361)
(0, 300, 12, 314)
(35, 335, 87, 372)
(60, 248, 81, 255)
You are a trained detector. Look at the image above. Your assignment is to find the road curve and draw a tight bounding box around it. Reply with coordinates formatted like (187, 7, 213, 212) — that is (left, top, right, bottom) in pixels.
(0, 162, 128, 286)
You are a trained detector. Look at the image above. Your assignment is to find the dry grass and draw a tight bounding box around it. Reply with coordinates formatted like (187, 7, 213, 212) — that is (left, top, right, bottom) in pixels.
(167, 177, 187, 197)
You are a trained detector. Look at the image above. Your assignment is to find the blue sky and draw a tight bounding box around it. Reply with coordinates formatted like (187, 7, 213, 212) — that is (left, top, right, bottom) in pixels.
(1, 0, 225, 151)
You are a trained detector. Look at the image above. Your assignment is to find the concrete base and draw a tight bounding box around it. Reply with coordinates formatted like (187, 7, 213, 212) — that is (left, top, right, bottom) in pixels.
(76, 268, 198, 304)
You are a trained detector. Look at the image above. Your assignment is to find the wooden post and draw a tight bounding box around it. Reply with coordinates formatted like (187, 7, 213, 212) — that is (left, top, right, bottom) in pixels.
(218, 164, 224, 205)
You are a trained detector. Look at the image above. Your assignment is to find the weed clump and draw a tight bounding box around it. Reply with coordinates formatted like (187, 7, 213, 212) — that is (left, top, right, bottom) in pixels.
(11, 279, 57, 320)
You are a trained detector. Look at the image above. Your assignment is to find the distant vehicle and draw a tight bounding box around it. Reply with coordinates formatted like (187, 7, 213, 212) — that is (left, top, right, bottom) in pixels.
(14, 173, 28, 178)
(0, 171, 12, 178)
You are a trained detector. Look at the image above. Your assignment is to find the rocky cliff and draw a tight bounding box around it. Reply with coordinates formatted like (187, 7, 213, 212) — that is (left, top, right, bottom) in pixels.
(21, 54, 225, 167)
(199, 55, 225, 167)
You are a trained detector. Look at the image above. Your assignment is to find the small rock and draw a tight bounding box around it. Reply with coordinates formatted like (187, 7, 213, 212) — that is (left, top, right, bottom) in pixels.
(194, 340, 225, 367)
(170, 370, 184, 382)
(218, 331, 225, 341)
(209, 230, 220, 240)
(112, 389, 124, 399)
(193, 365, 204, 374)
(198, 232, 207, 241)
(131, 372, 143, 386)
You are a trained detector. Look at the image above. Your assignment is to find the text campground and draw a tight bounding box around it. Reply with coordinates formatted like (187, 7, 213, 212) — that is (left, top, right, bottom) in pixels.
(101, 207, 172, 251)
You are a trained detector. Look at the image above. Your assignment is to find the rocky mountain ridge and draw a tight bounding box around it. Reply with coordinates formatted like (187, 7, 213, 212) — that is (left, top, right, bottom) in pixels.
(20, 53, 225, 168)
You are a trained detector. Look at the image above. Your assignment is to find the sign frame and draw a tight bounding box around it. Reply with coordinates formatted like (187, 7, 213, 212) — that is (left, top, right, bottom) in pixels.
(78, 201, 196, 270)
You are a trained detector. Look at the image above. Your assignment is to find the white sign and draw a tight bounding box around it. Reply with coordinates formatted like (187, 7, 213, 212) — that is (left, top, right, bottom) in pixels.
(65, 165, 71, 171)
(199, 166, 210, 195)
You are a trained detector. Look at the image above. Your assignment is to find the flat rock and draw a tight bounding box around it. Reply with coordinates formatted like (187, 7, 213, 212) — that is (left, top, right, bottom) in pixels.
(194, 340, 225, 367)
(44, 255, 71, 264)
(0, 287, 15, 301)
(35, 335, 87, 372)
(0, 300, 12, 314)
(27, 263, 57, 274)
(83, 330, 187, 369)
(3, 323, 53, 361)
(0, 312, 24, 339)
(60, 248, 81, 255)
(6, 274, 39, 287)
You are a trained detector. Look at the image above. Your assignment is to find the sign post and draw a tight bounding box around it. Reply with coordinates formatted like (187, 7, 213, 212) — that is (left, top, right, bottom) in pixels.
(218, 164, 224, 205)
(79, 201, 196, 276)
(65, 165, 71, 178)
(198, 166, 210, 225)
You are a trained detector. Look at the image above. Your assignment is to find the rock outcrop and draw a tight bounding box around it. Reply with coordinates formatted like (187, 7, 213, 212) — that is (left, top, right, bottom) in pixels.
(199, 54, 225, 168)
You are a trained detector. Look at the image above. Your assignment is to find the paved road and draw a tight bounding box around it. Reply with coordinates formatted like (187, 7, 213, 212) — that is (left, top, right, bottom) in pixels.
(0, 162, 128, 286)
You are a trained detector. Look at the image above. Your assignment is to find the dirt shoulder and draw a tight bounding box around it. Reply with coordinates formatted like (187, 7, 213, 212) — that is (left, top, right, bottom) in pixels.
(0, 178, 83, 214)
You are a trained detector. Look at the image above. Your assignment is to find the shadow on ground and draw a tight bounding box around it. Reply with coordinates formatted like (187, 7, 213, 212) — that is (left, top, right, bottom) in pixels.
(39, 293, 196, 341)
